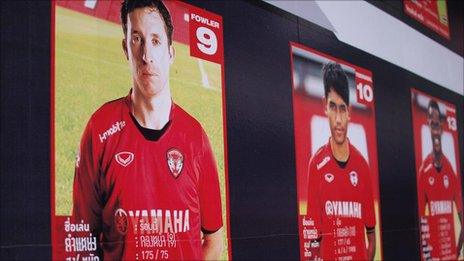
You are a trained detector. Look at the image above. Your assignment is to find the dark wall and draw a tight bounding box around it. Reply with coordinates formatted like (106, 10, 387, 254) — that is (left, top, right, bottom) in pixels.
(1, 0, 463, 260)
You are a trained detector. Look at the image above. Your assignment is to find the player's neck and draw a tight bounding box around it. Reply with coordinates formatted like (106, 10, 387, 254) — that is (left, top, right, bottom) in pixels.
(330, 138, 349, 162)
(131, 86, 172, 130)
(433, 153, 442, 170)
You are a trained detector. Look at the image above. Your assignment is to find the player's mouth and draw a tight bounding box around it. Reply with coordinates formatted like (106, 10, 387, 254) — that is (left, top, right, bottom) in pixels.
(335, 128, 345, 135)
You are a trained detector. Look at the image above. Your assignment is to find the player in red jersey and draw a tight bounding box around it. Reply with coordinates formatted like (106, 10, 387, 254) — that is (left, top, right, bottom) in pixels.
(417, 100, 463, 260)
(306, 63, 376, 260)
(71, 0, 223, 259)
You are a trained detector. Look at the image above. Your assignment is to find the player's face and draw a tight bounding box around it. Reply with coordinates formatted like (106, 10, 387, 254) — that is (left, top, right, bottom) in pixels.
(427, 107, 443, 156)
(123, 7, 174, 98)
(324, 88, 350, 145)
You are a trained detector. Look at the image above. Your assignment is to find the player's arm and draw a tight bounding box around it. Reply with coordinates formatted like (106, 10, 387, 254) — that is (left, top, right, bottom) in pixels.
(72, 118, 103, 244)
(202, 227, 223, 260)
(362, 160, 376, 261)
(197, 128, 224, 259)
(366, 227, 376, 261)
(457, 213, 463, 257)
(306, 156, 322, 260)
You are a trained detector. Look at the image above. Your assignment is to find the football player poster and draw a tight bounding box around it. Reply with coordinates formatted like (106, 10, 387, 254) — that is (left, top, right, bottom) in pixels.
(290, 42, 383, 260)
(51, 0, 230, 260)
(411, 89, 463, 260)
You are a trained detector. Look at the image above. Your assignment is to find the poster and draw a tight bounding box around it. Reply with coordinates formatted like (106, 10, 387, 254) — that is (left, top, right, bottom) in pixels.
(290, 43, 383, 260)
(410, 89, 463, 260)
(404, 0, 450, 40)
(51, 0, 230, 259)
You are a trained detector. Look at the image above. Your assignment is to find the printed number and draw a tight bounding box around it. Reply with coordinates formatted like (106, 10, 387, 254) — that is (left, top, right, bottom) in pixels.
(142, 250, 154, 260)
(196, 27, 217, 55)
(356, 83, 373, 103)
(160, 250, 169, 259)
(447, 116, 457, 131)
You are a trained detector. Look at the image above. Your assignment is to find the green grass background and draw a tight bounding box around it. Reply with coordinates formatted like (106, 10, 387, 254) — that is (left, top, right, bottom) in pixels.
(55, 6, 228, 259)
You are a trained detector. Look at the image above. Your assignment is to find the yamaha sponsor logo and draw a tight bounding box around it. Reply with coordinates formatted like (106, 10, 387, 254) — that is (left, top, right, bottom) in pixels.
(167, 148, 184, 178)
(349, 171, 358, 187)
(99, 121, 126, 143)
(115, 151, 134, 167)
(430, 200, 452, 216)
(325, 200, 362, 219)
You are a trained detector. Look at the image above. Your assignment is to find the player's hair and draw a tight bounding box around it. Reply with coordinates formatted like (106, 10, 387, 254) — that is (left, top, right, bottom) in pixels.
(427, 99, 442, 119)
(322, 62, 349, 106)
(121, 0, 174, 46)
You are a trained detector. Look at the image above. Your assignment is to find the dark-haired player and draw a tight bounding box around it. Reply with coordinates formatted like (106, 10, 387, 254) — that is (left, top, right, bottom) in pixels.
(417, 100, 463, 260)
(72, 0, 223, 259)
(306, 62, 376, 260)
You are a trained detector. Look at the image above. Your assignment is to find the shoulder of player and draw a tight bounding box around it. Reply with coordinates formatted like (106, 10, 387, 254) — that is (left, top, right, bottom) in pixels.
(308, 144, 331, 171)
(87, 97, 127, 140)
(347, 143, 370, 167)
(172, 103, 203, 133)
(418, 154, 434, 175)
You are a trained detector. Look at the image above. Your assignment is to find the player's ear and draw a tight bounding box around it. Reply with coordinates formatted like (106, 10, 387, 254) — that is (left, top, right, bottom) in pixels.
(122, 38, 129, 60)
(323, 97, 328, 116)
(347, 104, 351, 120)
(169, 45, 175, 64)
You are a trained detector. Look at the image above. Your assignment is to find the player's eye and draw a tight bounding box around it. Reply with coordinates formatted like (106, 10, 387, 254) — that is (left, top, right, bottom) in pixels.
(152, 37, 161, 46)
(339, 105, 347, 113)
(131, 35, 142, 44)
(329, 102, 337, 111)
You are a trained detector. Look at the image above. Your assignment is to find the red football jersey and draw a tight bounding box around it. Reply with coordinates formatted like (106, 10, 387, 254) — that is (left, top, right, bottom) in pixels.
(72, 93, 223, 260)
(306, 140, 376, 260)
(417, 153, 462, 260)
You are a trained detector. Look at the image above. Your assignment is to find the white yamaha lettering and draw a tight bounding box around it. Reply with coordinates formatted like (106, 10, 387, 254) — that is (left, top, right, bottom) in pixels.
(430, 200, 452, 216)
(127, 209, 190, 235)
(325, 201, 362, 219)
(115, 151, 134, 167)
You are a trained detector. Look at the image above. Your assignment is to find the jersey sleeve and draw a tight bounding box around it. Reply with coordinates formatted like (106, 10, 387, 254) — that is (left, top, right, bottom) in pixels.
(417, 164, 427, 217)
(361, 160, 376, 229)
(451, 166, 463, 213)
(306, 156, 322, 238)
(196, 128, 223, 233)
(72, 117, 103, 236)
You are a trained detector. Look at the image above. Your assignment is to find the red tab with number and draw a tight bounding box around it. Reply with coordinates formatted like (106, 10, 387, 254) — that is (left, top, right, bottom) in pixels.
(189, 6, 224, 64)
(354, 68, 374, 107)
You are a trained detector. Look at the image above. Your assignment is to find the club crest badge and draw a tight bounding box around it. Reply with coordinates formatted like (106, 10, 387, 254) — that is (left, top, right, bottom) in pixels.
(443, 175, 449, 189)
(114, 208, 128, 235)
(349, 171, 358, 187)
(429, 177, 435, 186)
(324, 173, 334, 183)
(115, 151, 134, 167)
(167, 148, 184, 178)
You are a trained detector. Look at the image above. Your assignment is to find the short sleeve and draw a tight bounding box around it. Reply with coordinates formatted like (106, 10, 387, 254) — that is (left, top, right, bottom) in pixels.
(306, 156, 322, 237)
(362, 160, 376, 229)
(196, 128, 223, 233)
(417, 165, 427, 217)
(72, 118, 103, 235)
